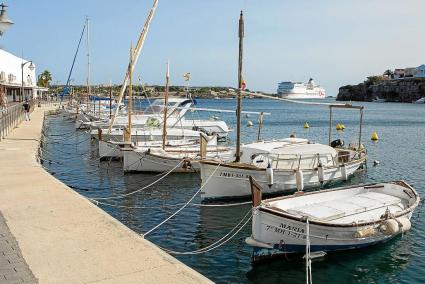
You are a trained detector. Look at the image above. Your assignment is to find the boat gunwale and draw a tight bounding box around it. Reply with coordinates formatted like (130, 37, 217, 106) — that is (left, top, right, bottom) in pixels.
(256, 180, 420, 228)
(199, 154, 368, 172)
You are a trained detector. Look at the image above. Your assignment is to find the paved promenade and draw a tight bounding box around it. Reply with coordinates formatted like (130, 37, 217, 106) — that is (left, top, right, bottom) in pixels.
(0, 106, 212, 283)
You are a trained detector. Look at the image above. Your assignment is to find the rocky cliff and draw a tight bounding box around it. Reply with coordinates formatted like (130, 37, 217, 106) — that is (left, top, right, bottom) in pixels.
(337, 77, 425, 102)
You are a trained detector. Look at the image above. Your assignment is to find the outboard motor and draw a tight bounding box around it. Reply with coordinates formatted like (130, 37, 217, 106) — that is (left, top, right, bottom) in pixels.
(330, 139, 344, 148)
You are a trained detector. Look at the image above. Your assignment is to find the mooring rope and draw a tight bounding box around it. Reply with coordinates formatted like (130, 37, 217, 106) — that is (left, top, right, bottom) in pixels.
(142, 162, 222, 237)
(243, 91, 347, 107)
(89, 160, 184, 201)
(158, 210, 252, 255)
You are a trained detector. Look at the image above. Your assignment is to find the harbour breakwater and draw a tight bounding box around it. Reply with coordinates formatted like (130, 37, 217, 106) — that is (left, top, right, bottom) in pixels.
(337, 77, 425, 102)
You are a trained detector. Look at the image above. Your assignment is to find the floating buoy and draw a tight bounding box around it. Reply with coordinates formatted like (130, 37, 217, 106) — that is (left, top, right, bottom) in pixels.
(303, 122, 310, 129)
(295, 169, 304, 191)
(371, 131, 379, 141)
(373, 160, 380, 166)
(341, 124, 346, 130)
(266, 164, 274, 188)
(336, 123, 343, 131)
(247, 121, 253, 127)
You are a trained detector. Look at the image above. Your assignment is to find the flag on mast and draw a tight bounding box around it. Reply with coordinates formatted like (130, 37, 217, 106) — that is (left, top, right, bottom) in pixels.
(183, 72, 191, 81)
(241, 78, 246, 90)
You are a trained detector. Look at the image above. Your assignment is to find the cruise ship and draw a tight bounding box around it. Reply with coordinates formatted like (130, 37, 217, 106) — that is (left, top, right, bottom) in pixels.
(277, 78, 325, 99)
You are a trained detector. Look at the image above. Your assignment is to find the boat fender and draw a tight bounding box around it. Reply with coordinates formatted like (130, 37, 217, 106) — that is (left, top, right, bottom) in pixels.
(340, 164, 348, 181)
(380, 219, 399, 235)
(295, 169, 304, 191)
(317, 162, 324, 183)
(266, 164, 274, 188)
(396, 217, 411, 232)
(354, 227, 376, 238)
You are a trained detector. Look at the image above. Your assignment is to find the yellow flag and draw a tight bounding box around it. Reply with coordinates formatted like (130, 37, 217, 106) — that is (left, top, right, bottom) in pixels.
(183, 72, 191, 81)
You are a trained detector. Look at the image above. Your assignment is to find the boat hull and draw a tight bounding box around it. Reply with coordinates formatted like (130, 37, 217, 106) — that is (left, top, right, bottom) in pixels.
(123, 150, 199, 173)
(248, 208, 412, 262)
(199, 158, 365, 200)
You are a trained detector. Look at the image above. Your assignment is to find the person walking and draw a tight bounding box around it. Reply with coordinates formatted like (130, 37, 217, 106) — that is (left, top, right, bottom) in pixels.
(23, 100, 31, 121)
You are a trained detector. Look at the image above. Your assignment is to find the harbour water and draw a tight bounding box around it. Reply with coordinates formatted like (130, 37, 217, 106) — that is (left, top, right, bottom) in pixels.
(42, 98, 425, 283)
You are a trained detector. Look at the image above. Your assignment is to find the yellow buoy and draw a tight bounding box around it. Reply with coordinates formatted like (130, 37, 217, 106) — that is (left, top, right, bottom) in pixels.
(371, 131, 379, 141)
(336, 123, 343, 131)
(303, 122, 310, 129)
(341, 124, 346, 130)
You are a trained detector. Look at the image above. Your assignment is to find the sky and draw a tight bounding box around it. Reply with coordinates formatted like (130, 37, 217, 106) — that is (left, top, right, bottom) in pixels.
(1, 0, 425, 95)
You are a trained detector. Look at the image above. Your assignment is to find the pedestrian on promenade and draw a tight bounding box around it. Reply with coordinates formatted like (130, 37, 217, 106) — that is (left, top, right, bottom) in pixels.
(23, 99, 31, 121)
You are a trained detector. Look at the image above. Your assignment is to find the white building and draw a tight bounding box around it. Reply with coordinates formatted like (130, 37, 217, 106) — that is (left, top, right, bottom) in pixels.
(0, 48, 47, 102)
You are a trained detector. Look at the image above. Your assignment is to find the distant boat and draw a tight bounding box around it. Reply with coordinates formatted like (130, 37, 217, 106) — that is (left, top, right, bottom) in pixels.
(372, 97, 386, 103)
(277, 78, 325, 99)
(414, 97, 425, 104)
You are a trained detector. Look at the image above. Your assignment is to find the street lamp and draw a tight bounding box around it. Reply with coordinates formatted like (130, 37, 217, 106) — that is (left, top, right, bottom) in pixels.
(21, 61, 35, 102)
(0, 3, 13, 36)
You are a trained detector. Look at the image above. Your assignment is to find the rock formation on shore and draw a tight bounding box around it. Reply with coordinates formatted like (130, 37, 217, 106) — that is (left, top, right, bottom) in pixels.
(337, 76, 425, 102)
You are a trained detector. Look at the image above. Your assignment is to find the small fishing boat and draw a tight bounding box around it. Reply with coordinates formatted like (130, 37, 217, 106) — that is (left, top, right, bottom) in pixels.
(246, 177, 420, 262)
(122, 134, 233, 172)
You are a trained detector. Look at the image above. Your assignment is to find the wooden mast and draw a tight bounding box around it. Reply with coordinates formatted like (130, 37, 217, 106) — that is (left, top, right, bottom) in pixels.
(127, 43, 133, 142)
(235, 11, 244, 162)
(86, 16, 91, 112)
(162, 60, 170, 150)
(108, 0, 158, 133)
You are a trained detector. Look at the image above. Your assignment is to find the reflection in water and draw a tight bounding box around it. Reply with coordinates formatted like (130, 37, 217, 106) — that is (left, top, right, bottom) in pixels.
(42, 99, 425, 283)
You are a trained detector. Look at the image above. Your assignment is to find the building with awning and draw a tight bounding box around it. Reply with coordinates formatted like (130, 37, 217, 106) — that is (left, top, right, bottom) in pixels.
(0, 48, 48, 102)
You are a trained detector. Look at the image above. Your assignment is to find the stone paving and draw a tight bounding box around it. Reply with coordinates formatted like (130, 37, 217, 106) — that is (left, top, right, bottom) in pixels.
(0, 211, 37, 284)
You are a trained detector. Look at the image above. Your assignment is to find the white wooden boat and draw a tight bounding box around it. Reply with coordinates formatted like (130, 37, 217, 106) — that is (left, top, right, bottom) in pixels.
(122, 136, 232, 172)
(98, 138, 201, 159)
(199, 138, 367, 200)
(246, 178, 420, 262)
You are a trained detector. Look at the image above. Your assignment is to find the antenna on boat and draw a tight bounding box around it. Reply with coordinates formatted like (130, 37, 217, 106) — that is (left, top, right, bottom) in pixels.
(162, 60, 170, 150)
(235, 10, 244, 162)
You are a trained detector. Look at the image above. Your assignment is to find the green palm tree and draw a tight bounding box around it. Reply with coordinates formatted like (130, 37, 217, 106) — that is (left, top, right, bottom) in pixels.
(37, 70, 52, 87)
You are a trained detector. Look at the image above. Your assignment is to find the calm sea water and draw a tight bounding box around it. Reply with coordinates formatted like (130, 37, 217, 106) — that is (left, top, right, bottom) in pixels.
(42, 99, 425, 283)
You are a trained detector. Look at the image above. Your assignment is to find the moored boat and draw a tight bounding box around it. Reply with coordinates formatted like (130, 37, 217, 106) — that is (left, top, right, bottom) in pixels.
(246, 178, 420, 262)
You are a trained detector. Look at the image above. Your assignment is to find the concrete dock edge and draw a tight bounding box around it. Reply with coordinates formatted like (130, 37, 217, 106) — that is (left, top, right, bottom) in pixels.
(0, 106, 212, 284)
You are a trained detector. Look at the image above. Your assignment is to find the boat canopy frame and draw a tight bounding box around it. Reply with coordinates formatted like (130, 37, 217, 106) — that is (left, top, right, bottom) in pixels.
(328, 104, 364, 148)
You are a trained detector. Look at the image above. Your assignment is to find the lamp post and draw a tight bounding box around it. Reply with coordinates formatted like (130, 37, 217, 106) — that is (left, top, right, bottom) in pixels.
(0, 3, 13, 36)
(21, 61, 35, 102)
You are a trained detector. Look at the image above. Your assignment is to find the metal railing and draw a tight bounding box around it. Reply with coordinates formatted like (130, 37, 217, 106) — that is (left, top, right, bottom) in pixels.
(0, 101, 34, 141)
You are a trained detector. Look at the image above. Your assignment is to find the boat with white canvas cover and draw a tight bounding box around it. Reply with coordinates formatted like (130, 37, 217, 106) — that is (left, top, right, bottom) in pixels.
(277, 78, 325, 99)
(199, 104, 367, 200)
(246, 178, 420, 262)
(199, 139, 366, 200)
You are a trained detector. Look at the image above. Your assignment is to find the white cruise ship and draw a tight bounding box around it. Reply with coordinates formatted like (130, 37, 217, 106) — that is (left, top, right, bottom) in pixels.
(277, 78, 325, 99)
